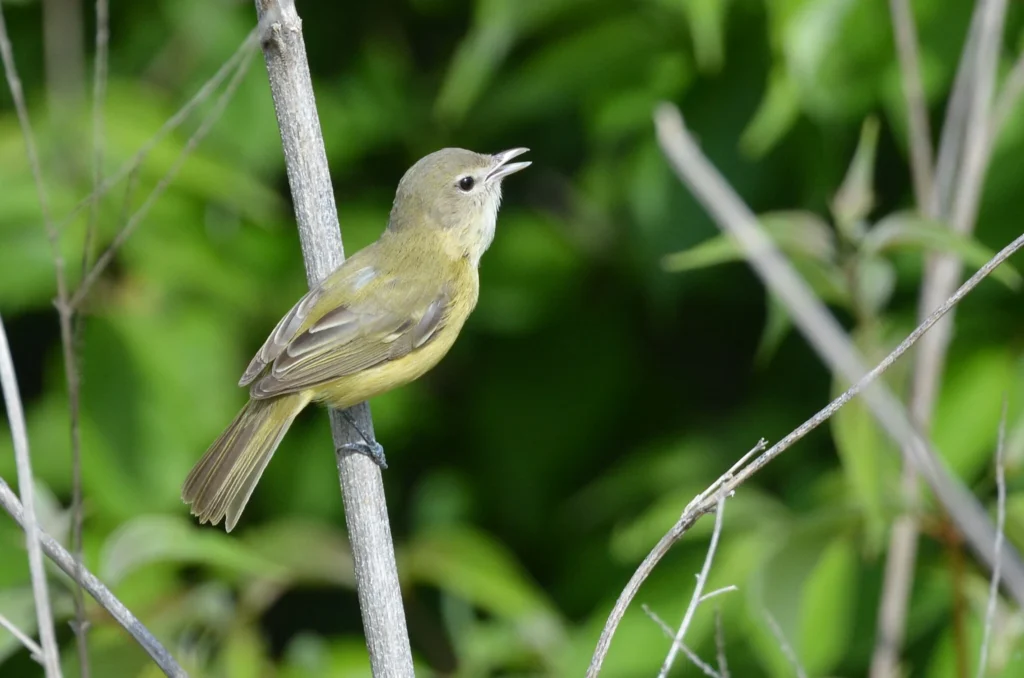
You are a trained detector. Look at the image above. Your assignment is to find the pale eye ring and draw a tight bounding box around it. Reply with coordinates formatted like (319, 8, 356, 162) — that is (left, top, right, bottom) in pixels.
(457, 176, 475, 192)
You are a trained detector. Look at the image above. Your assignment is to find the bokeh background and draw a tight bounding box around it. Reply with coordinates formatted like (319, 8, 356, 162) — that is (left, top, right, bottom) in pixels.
(2, 0, 1024, 676)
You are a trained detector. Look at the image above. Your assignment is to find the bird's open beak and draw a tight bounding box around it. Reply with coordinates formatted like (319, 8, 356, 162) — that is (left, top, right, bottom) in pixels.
(487, 147, 531, 182)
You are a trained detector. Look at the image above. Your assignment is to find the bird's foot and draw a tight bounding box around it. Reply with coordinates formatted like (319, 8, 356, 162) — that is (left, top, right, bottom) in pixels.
(338, 440, 388, 469)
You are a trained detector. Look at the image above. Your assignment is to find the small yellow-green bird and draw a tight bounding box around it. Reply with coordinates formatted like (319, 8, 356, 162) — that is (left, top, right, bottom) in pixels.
(183, 147, 530, 531)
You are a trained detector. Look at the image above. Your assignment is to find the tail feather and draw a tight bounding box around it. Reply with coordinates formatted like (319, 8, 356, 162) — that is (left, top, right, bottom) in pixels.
(183, 393, 309, 531)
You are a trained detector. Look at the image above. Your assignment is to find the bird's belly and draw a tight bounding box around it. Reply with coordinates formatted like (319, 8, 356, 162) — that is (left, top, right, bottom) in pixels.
(311, 321, 463, 409)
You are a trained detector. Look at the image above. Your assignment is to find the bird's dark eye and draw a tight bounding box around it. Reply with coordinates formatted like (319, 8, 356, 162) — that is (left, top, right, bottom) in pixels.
(458, 176, 475, 191)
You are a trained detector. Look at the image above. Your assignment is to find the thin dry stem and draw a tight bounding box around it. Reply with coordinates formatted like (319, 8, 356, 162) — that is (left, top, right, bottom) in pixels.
(764, 610, 808, 678)
(976, 398, 1008, 678)
(56, 27, 260, 235)
(659, 493, 728, 677)
(0, 478, 186, 677)
(71, 46, 256, 308)
(653, 103, 1024, 597)
(873, 2, 1010, 674)
(0, 316, 62, 677)
(887, 0, 936, 216)
(42, 0, 85, 111)
(0, 6, 70, 676)
(715, 609, 729, 678)
(0, 611, 44, 664)
(991, 50, 1024, 142)
(948, 0, 1005, 236)
(585, 181, 1024, 677)
(934, 5, 982, 215)
(699, 586, 738, 604)
(65, 3, 111, 674)
(252, 0, 413, 673)
(643, 605, 721, 678)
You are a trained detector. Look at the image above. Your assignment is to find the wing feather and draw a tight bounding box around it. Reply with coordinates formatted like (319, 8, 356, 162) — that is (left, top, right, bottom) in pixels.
(247, 276, 453, 399)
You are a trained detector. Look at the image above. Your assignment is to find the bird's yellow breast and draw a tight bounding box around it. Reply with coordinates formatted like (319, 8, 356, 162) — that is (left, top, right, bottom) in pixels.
(309, 259, 478, 409)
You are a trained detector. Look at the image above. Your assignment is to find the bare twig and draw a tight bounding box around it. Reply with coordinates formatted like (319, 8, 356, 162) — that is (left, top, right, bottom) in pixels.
(887, 0, 936, 216)
(976, 398, 1009, 678)
(991, 51, 1024, 142)
(0, 316, 62, 677)
(0, 6, 70, 676)
(653, 103, 1024, 598)
(659, 493, 728, 677)
(0, 478, 186, 677)
(71, 44, 257, 308)
(947, 0, 1006, 237)
(700, 586, 738, 604)
(764, 610, 808, 678)
(715, 609, 729, 678)
(42, 0, 85, 112)
(252, 1, 414, 674)
(873, 2, 1010, 674)
(685, 439, 767, 513)
(871, 502, 921, 678)
(585, 193, 1024, 676)
(65, 3, 112, 674)
(80, 0, 110, 277)
(643, 605, 721, 678)
(56, 27, 260, 235)
(933, 4, 983, 215)
(0, 611, 44, 664)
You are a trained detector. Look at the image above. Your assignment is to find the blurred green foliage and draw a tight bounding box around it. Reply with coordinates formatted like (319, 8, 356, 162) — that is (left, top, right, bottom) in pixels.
(2, 0, 1024, 676)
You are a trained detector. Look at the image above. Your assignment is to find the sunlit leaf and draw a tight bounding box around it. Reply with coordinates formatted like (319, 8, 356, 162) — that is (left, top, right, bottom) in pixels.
(100, 515, 288, 585)
(740, 66, 801, 158)
(241, 519, 355, 588)
(862, 212, 1021, 289)
(653, 0, 730, 73)
(932, 346, 1019, 482)
(797, 535, 858, 672)
(221, 625, 272, 678)
(747, 512, 855, 677)
(780, 0, 892, 120)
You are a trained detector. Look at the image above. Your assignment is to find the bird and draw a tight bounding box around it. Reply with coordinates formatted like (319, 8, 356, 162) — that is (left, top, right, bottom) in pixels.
(182, 147, 531, 531)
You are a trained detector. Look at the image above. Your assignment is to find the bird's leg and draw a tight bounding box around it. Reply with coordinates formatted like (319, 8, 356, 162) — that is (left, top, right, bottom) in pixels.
(337, 408, 388, 469)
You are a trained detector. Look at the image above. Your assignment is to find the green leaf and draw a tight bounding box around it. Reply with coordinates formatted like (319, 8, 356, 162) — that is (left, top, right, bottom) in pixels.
(241, 520, 355, 589)
(670, 0, 730, 73)
(797, 535, 858, 672)
(405, 525, 561, 628)
(854, 254, 897, 317)
(479, 15, 668, 128)
(99, 515, 288, 585)
(662, 210, 837, 272)
(862, 212, 1022, 289)
(740, 66, 802, 158)
(748, 514, 857, 677)
(280, 635, 375, 678)
(780, 0, 892, 120)
(932, 346, 1019, 482)
(831, 116, 880, 238)
(434, 0, 595, 123)
(755, 292, 795, 364)
(221, 625, 272, 678)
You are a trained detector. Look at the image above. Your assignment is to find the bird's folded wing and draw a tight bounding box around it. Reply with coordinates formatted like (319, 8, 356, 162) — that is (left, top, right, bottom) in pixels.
(242, 269, 451, 399)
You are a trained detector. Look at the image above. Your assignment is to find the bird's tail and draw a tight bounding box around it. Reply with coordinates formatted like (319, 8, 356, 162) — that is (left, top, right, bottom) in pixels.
(182, 392, 310, 531)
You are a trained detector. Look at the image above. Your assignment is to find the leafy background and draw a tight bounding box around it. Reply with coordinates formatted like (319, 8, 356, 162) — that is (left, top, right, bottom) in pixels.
(2, 0, 1024, 676)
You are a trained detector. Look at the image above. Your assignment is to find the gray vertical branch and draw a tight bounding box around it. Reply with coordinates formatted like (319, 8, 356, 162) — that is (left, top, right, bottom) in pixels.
(252, 1, 414, 675)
